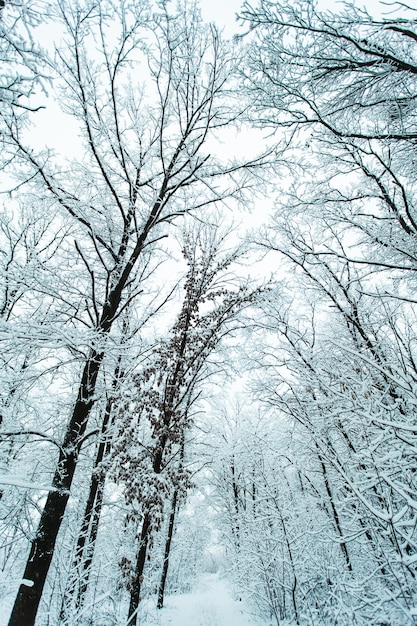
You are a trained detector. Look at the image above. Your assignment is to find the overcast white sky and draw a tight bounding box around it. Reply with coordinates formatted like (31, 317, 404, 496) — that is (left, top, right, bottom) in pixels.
(200, 0, 390, 33)
(200, 0, 243, 35)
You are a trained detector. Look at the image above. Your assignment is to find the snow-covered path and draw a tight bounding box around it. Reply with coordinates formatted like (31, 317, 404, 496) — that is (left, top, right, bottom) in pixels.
(0, 572, 272, 625)
(138, 573, 269, 626)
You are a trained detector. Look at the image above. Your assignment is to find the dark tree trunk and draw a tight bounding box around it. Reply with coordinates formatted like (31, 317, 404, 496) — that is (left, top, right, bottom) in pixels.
(230, 458, 241, 549)
(7, 351, 104, 626)
(127, 513, 152, 626)
(157, 486, 179, 609)
(157, 436, 185, 610)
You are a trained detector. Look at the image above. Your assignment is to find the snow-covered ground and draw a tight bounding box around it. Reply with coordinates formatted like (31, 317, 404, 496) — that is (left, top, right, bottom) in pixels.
(0, 573, 273, 625)
(136, 573, 271, 626)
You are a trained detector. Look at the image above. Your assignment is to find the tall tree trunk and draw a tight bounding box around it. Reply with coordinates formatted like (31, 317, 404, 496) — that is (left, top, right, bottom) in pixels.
(127, 513, 152, 626)
(230, 457, 241, 550)
(157, 482, 179, 609)
(156, 435, 186, 610)
(7, 350, 104, 626)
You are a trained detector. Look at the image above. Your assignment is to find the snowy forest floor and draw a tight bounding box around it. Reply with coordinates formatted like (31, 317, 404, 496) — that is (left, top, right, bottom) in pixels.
(0, 573, 273, 626)
(136, 573, 271, 626)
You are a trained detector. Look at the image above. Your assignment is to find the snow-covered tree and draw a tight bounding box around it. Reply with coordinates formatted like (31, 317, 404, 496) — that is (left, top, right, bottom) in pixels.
(235, 1, 417, 622)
